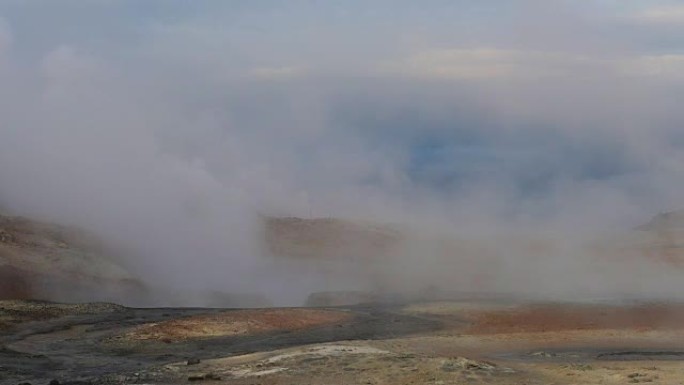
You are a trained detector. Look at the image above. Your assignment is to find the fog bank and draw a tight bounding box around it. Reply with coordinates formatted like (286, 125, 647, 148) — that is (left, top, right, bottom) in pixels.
(1, 2, 684, 305)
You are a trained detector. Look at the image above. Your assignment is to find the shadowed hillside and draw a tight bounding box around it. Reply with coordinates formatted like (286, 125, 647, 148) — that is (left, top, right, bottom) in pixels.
(637, 210, 684, 231)
(0, 214, 144, 303)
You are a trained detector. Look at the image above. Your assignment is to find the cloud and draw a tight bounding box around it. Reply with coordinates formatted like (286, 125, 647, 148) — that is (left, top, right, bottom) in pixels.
(379, 48, 610, 80)
(248, 66, 306, 80)
(621, 54, 684, 79)
(1, 2, 684, 304)
(629, 5, 684, 25)
(0, 17, 10, 62)
(382, 47, 684, 82)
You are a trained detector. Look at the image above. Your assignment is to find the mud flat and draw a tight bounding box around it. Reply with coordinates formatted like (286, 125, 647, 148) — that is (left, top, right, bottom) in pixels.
(2, 298, 684, 384)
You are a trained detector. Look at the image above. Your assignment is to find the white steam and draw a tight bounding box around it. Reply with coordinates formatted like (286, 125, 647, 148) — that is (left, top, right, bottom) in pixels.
(0, 2, 684, 305)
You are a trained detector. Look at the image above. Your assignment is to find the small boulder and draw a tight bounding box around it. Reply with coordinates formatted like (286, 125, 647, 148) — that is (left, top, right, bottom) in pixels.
(205, 373, 222, 381)
(0, 229, 15, 243)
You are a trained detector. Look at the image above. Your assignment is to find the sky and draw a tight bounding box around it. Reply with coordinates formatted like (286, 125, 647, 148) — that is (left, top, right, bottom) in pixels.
(1, 1, 684, 304)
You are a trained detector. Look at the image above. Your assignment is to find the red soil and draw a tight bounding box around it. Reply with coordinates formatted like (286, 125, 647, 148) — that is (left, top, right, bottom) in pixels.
(467, 303, 684, 334)
(122, 308, 352, 341)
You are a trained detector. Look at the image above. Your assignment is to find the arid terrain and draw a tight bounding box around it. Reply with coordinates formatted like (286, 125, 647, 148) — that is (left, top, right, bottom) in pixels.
(4, 0, 684, 382)
(2, 298, 684, 384)
(2, 212, 684, 384)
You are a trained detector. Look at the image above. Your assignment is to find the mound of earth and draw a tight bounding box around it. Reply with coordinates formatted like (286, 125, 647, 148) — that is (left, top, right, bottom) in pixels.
(637, 210, 684, 231)
(114, 309, 351, 342)
(0, 214, 144, 303)
(166, 343, 515, 385)
(264, 216, 404, 260)
(631, 209, 684, 265)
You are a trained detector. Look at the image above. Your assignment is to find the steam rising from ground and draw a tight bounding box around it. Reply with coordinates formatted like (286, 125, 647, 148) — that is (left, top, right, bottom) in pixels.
(1, 2, 684, 305)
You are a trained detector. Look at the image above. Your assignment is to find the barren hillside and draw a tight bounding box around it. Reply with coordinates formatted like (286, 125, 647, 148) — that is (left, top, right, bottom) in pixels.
(633, 210, 684, 265)
(0, 214, 143, 303)
(265, 213, 684, 266)
(263, 213, 684, 305)
(264, 217, 404, 260)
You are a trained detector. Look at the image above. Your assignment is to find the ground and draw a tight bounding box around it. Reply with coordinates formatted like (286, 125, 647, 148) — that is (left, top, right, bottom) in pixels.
(2, 298, 684, 385)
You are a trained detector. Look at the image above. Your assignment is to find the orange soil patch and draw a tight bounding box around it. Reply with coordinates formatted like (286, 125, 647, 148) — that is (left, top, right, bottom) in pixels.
(122, 309, 352, 341)
(467, 303, 684, 334)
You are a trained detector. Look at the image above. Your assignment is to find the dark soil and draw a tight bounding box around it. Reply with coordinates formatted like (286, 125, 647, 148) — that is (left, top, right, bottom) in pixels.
(0, 303, 441, 385)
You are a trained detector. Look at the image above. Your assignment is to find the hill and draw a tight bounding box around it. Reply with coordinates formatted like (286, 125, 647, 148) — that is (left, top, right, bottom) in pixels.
(0, 214, 143, 303)
(263, 216, 404, 260)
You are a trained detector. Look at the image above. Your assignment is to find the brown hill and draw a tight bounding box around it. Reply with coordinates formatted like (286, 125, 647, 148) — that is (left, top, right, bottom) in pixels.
(0, 214, 143, 303)
(634, 210, 684, 265)
(264, 217, 404, 260)
(263, 214, 684, 305)
(637, 210, 684, 231)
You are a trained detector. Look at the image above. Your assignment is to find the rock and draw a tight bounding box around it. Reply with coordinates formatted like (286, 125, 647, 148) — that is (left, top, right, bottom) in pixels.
(0, 228, 14, 243)
(530, 351, 556, 358)
(187, 358, 201, 365)
(188, 373, 221, 382)
(441, 357, 497, 372)
(440, 360, 458, 372)
(456, 357, 496, 371)
(49, 381, 60, 385)
(204, 372, 222, 380)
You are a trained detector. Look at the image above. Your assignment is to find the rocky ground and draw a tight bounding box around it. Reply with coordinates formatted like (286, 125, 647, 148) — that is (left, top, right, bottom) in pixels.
(2, 298, 684, 385)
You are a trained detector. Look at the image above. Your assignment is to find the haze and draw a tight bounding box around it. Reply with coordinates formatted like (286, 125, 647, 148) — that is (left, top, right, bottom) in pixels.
(1, 1, 684, 306)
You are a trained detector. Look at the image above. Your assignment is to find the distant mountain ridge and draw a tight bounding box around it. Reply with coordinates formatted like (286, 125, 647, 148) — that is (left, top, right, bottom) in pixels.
(637, 210, 684, 231)
(264, 216, 404, 260)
